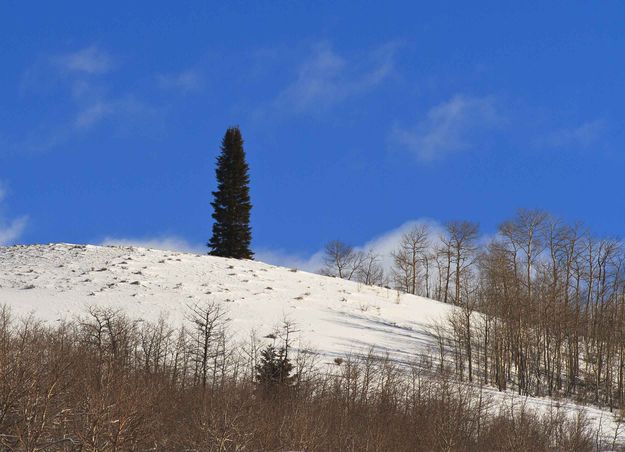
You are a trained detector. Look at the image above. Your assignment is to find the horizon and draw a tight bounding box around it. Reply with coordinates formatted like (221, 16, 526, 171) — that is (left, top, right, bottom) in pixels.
(2, 2, 625, 269)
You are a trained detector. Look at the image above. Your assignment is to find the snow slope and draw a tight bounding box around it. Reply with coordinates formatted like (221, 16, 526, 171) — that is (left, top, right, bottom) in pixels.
(0, 243, 453, 362)
(0, 243, 624, 444)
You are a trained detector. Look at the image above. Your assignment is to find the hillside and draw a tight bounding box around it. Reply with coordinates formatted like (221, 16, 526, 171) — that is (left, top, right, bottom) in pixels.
(1, 243, 624, 445)
(0, 243, 452, 363)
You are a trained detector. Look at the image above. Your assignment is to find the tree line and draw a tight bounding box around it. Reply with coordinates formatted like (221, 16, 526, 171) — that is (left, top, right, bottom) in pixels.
(0, 304, 601, 450)
(324, 209, 625, 411)
(320, 220, 479, 302)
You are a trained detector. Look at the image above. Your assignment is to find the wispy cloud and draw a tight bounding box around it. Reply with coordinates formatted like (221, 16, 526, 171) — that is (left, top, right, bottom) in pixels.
(158, 70, 203, 94)
(74, 96, 157, 130)
(0, 218, 27, 246)
(540, 119, 607, 150)
(355, 219, 445, 272)
(101, 219, 474, 278)
(53, 46, 114, 75)
(256, 218, 446, 275)
(254, 248, 325, 273)
(62, 54, 157, 131)
(74, 101, 115, 129)
(391, 95, 500, 162)
(0, 182, 27, 246)
(101, 236, 204, 254)
(13, 47, 161, 151)
(270, 42, 398, 115)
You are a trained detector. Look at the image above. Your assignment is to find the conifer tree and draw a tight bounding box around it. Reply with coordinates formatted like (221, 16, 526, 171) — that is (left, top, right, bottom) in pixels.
(208, 127, 253, 259)
(255, 344, 296, 391)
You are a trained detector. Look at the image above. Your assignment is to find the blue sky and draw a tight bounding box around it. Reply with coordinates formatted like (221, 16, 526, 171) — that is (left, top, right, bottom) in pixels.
(2, 1, 625, 265)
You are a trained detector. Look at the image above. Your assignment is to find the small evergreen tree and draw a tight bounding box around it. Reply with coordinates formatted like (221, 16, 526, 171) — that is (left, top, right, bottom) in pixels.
(255, 344, 296, 393)
(208, 126, 253, 259)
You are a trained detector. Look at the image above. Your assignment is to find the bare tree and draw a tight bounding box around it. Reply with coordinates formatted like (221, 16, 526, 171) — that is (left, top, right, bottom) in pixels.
(186, 301, 228, 390)
(321, 240, 364, 280)
(0, 306, 597, 450)
(422, 251, 435, 299)
(356, 249, 386, 286)
(446, 221, 479, 306)
(439, 236, 454, 304)
(392, 225, 430, 295)
(499, 209, 548, 302)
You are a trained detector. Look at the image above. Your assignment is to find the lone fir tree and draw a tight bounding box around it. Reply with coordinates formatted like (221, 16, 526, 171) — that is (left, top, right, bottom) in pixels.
(208, 127, 253, 259)
(255, 344, 296, 394)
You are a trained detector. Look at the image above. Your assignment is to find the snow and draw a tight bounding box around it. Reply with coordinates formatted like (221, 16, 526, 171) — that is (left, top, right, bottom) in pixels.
(0, 243, 623, 444)
(0, 243, 452, 361)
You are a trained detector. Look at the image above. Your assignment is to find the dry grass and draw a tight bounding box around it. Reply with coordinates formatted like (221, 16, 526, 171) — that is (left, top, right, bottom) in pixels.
(0, 305, 596, 451)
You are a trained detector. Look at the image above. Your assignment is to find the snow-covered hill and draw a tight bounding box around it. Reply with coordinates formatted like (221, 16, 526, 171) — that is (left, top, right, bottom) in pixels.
(0, 243, 452, 363)
(1, 243, 624, 444)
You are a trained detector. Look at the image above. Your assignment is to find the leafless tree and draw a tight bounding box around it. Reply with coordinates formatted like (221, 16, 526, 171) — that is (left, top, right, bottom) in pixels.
(447, 221, 480, 306)
(321, 240, 364, 280)
(356, 249, 386, 286)
(0, 296, 604, 450)
(186, 301, 229, 390)
(422, 251, 435, 299)
(392, 225, 430, 295)
(499, 209, 548, 302)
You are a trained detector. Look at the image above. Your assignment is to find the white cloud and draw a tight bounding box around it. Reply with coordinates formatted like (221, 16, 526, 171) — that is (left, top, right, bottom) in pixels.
(356, 219, 446, 272)
(0, 218, 28, 246)
(74, 96, 156, 130)
(541, 119, 606, 150)
(158, 70, 203, 94)
(54, 46, 114, 75)
(74, 101, 115, 129)
(256, 218, 447, 275)
(65, 66, 156, 131)
(391, 95, 499, 162)
(13, 46, 159, 151)
(254, 248, 325, 273)
(0, 182, 27, 246)
(272, 42, 397, 115)
(101, 236, 205, 254)
(101, 219, 472, 280)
